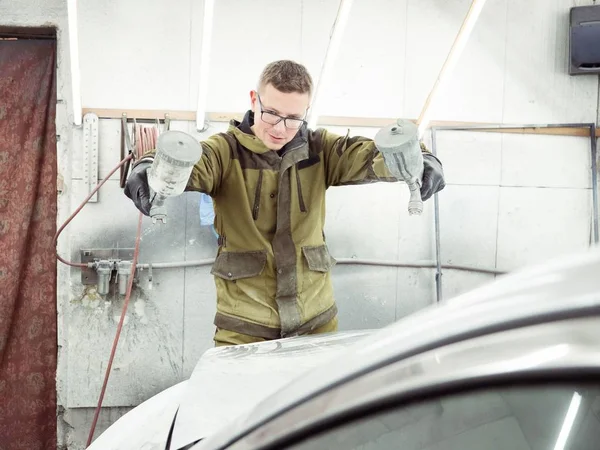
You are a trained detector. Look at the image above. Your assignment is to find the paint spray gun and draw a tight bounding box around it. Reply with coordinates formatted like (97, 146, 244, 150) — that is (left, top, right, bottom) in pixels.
(146, 130, 203, 224)
(374, 119, 425, 215)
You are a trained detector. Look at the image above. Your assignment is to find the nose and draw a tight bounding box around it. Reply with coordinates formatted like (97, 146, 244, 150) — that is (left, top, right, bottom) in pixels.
(272, 119, 286, 134)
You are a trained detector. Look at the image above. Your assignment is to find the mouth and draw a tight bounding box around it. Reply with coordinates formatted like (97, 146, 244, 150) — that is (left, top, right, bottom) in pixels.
(268, 133, 285, 143)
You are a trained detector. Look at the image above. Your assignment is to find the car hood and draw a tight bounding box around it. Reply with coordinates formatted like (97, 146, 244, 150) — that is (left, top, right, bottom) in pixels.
(89, 330, 372, 450)
(170, 330, 372, 449)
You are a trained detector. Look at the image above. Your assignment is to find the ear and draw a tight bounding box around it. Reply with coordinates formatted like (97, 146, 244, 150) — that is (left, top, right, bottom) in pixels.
(303, 104, 311, 120)
(249, 90, 258, 109)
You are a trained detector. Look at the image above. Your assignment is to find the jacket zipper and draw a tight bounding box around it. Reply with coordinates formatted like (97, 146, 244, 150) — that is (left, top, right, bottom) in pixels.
(295, 167, 306, 213)
(252, 169, 263, 220)
(281, 139, 308, 213)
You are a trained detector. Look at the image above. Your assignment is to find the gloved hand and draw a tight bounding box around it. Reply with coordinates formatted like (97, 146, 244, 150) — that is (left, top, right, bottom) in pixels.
(420, 152, 445, 201)
(124, 160, 153, 216)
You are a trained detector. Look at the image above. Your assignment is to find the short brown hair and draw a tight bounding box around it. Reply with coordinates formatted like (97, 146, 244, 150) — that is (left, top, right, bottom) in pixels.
(258, 60, 313, 96)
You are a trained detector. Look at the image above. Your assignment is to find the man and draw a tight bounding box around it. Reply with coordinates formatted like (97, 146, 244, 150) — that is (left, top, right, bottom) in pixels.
(124, 60, 445, 346)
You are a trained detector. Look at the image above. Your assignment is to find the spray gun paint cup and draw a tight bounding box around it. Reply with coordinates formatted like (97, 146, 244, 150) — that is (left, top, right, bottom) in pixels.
(147, 130, 203, 224)
(374, 119, 425, 215)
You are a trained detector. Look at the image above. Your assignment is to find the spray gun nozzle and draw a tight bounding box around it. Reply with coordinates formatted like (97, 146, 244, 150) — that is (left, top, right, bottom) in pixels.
(149, 193, 168, 224)
(407, 179, 424, 216)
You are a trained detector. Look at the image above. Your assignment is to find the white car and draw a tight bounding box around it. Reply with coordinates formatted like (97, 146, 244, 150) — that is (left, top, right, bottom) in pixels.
(90, 248, 600, 450)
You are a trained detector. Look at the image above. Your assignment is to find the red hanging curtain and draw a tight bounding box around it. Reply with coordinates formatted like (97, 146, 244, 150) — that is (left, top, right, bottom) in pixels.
(0, 36, 58, 450)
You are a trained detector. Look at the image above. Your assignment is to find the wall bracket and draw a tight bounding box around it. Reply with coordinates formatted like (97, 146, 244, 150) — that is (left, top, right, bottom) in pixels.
(80, 248, 134, 285)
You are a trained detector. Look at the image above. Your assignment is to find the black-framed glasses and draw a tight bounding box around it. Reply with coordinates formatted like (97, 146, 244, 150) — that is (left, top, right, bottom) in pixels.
(256, 94, 307, 130)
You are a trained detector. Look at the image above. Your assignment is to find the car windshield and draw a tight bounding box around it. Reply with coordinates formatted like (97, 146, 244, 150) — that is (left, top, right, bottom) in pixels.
(284, 382, 600, 450)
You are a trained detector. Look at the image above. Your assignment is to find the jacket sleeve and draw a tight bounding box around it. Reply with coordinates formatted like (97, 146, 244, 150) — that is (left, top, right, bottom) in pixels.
(317, 128, 397, 188)
(184, 133, 233, 196)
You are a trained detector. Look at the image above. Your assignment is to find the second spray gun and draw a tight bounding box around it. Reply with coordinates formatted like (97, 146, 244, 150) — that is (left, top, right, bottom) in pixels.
(374, 118, 425, 215)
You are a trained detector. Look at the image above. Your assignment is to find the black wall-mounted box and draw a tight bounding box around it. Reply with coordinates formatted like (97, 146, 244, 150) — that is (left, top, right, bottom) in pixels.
(569, 5, 600, 75)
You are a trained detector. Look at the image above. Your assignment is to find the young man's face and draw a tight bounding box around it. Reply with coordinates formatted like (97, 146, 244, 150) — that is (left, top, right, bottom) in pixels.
(250, 83, 310, 151)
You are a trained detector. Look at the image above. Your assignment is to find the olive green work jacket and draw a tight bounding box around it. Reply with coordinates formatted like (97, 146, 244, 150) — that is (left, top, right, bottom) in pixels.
(185, 111, 400, 339)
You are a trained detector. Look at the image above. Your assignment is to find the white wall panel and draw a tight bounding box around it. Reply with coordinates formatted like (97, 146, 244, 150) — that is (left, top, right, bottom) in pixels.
(79, 0, 193, 110)
(435, 130, 503, 186)
(501, 134, 592, 189)
(496, 186, 592, 270)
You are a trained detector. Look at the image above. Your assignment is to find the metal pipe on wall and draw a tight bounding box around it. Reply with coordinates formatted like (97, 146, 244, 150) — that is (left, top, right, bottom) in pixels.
(432, 122, 596, 130)
(431, 130, 443, 302)
(335, 258, 504, 275)
(135, 258, 506, 275)
(591, 123, 598, 244)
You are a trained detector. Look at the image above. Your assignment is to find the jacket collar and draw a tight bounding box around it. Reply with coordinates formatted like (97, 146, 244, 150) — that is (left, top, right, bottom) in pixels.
(228, 110, 308, 157)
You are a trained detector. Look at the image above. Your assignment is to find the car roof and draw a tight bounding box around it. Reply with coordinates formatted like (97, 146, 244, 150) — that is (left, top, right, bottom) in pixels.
(192, 247, 600, 449)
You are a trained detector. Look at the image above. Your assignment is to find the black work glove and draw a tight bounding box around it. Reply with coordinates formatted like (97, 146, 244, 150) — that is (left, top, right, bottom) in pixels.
(420, 151, 445, 201)
(124, 160, 153, 216)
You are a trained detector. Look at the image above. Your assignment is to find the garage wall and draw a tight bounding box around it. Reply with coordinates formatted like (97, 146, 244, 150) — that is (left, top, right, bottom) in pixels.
(2, 0, 599, 448)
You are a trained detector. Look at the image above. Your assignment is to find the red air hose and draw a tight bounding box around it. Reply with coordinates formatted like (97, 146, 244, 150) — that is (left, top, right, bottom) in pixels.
(53, 154, 134, 267)
(86, 210, 144, 447)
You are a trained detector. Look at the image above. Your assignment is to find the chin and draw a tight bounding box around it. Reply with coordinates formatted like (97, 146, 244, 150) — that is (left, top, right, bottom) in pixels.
(267, 143, 285, 151)
(258, 130, 289, 150)
(265, 138, 287, 151)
